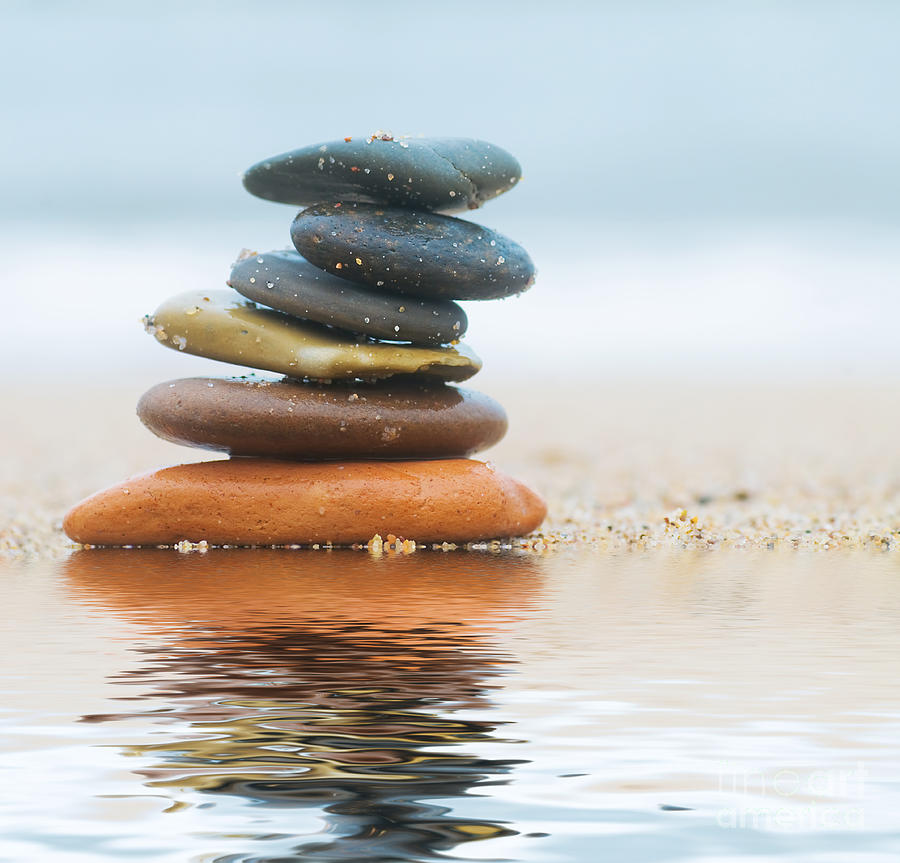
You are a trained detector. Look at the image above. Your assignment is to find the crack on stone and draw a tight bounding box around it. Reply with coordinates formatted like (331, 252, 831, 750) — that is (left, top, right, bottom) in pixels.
(426, 145, 480, 209)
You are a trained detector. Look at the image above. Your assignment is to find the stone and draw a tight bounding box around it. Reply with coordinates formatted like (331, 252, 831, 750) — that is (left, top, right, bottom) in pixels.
(137, 377, 507, 459)
(143, 290, 481, 382)
(229, 249, 467, 345)
(62, 459, 547, 546)
(291, 203, 535, 301)
(242, 135, 521, 213)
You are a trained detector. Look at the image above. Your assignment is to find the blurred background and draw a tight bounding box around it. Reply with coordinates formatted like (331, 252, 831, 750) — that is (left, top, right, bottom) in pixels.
(4, 0, 899, 384)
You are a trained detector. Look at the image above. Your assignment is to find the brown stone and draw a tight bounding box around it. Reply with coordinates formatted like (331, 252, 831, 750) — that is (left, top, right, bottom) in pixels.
(137, 377, 507, 459)
(63, 459, 546, 546)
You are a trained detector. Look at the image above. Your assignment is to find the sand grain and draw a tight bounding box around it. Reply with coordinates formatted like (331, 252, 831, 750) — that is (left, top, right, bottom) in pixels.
(4, 380, 900, 559)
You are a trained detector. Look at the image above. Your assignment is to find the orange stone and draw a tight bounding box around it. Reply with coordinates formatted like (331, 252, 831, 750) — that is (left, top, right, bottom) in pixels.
(63, 458, 546, 546)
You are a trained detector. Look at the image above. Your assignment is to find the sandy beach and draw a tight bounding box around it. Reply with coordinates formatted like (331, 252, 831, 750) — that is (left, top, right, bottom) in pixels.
(5, 377, 900, 559)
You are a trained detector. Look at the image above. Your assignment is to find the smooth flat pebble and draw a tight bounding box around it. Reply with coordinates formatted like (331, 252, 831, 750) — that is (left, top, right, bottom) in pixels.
(229, 249, 467, 345)
(292, 203, 535, 301)
(143, 290, 481, 382)
(242, 136, 521, 213)
(137, 376, 507, 459)
(62, 458, 547, 546)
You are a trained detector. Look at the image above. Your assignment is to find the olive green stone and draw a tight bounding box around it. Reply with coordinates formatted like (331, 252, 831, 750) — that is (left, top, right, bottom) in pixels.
(242, 136, 521, 213)
(142, 290, 481, 382)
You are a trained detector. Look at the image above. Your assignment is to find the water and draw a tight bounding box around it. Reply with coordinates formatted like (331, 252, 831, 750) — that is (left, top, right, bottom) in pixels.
(2, 549, 899, 861)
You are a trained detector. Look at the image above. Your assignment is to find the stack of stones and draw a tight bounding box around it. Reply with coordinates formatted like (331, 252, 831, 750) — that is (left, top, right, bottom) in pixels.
(64, 134, 546, 549)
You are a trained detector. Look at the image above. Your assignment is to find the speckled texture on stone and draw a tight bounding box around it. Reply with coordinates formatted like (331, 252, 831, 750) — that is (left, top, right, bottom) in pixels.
(62, 458, 547, 546)
(291, 203, 535, 301)
(143, 290, 481, 382)
(229, 249, 467, 345)
(137, 377, 507, 459)
(242, 136, 521, 213)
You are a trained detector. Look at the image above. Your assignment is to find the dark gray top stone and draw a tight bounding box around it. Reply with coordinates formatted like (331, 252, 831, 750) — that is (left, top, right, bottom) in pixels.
(242, 136, 521, 213)
(229, 250, 467, 345)
(291, 203, 535, 302)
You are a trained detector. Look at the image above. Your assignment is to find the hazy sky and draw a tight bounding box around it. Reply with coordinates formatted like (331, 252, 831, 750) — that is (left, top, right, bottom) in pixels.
(5, 0, 900, 226)
(5, 1, 900, 381)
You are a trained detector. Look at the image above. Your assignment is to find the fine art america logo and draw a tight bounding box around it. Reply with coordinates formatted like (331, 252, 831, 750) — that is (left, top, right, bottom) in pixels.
(716, 761, 868, 830)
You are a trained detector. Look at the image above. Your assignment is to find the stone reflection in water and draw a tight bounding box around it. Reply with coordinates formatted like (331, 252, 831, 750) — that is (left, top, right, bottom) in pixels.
(63, 549, 544, 862)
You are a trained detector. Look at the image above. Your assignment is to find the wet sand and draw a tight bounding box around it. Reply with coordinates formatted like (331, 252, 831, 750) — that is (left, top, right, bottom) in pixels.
(4, 378, 900, 558)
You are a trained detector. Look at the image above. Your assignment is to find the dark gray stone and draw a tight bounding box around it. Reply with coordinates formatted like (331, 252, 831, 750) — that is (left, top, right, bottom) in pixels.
(229, 250, 467, 345)
(291, 203, 535, 301)
(242, 135, 521, 213)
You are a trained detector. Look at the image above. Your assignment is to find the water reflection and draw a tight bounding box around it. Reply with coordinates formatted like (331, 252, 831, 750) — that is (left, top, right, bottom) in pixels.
(62, 549, 544, 862)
